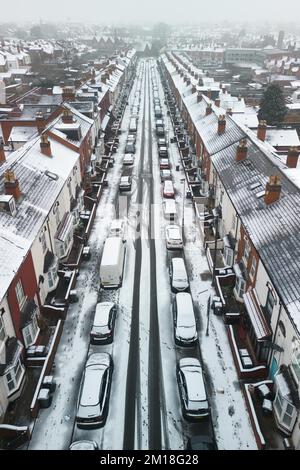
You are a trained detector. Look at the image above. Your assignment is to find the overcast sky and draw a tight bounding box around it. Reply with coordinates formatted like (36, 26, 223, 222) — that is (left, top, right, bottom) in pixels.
(1, 0, 300, 24)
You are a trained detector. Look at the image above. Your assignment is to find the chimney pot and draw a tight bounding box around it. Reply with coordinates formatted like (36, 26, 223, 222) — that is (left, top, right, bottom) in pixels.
(226, 107, 233, 115)
(40, 133, 52, 157)
(257, 120, 267, 142)
(35, 112, 45, 134)
(4, 170, 21, 200)
(222, 86, 226, 94)
(197, 92, 203, 103)
(218, 115, 226, 135)
(215, 98, 220, 107)
(286, 146, 299, 168)
(62, 109, 74, 124)
(236, 139, 248, 162)
(264, 175, 281, 205)
(206, 103, 212, 115)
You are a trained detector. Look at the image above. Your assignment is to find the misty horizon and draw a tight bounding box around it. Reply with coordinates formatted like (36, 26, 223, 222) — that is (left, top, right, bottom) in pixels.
(1, 0, 300, 25)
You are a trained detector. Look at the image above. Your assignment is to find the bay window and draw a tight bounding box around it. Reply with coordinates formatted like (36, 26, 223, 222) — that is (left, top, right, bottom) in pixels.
(0, 315, 6, 342)
(234, 275, 246, 301)
(15, 280, 26, 310)
(22, 314, 39, 348)
(291, 339, 300, 383)
(5, 358, 24, 394)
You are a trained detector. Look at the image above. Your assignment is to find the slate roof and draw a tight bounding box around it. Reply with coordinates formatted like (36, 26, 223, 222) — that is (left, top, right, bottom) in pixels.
(211, 127, 300, 333)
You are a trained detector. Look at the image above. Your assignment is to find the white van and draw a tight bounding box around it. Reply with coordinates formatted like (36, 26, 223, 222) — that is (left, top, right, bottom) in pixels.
(100, 237, 125, 288)
(129, 117, 137, 133)
(163, 199, 177, 221)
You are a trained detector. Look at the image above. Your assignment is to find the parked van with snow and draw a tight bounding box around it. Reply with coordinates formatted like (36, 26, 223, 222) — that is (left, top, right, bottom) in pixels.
(163, 199, 177, 221)
(100, 237, 126, 289)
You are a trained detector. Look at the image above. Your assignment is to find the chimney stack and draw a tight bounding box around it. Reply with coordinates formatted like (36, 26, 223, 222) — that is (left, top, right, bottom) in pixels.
(35, 112, 45, 134)
(62, 86, 76, 102)
(257, 120, 267, 142)
(264, 175, 281, 205)
(206, 88, 212, 99)
(4, 170, 21, 200)
(62, 108, 74, 124)
(222, 86, 226, 94)
(192, 85, 197, 94)
(197, 92, 203, 103)
(226, 107, 233, 116)
(215, 98, 220, 107)
(236, 139, 248, 162)
(206, 103, 212, 115)
(0, 139, 6, 165)
(238, 94, 242, 101)
(217, 115, 226, 135)
(286, 146, 300, 168)
(219, 83, 223, 89)
(40, 133, 52, 157)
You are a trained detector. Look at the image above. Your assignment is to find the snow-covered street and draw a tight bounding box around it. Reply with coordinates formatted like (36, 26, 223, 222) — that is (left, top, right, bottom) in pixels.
(28, 58, 257, 450)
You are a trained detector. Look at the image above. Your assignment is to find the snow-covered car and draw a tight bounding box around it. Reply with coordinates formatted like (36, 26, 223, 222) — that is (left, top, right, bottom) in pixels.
(163, 180, 175, 198)
(156, 126, 165, 137)
(177, 357, 209, 420)
(158, 138, 167, 147)
(159, 146, 168, 158)
(125, 142, 135, 154)
(160, 169, 172, 182)
(119, 176, 132, 191)
(160, 159, 170, 170)
(90, 302, 117, 344)
(76, 353, 113, 428)
(123, 154, 134, 166)
(169, 257, 189, 292)
(109, 219, 126, 241)
(165, 224, 182, 249)
(173, 293, 197, 346)
(186, 435, 217, 450)
(69, 440, 98, 450)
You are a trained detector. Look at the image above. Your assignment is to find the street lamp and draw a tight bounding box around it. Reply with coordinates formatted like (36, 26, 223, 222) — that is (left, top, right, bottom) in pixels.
(180, 178, 186, 243)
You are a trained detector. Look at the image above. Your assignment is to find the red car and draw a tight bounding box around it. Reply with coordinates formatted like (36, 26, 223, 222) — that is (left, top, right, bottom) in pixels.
(163, 180, 175, 198)
(160, 159, 170, 170)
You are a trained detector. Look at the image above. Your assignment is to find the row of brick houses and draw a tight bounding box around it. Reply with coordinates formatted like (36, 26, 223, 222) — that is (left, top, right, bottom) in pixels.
(0, 49, 136, 423)
(160, 52, 300, 448)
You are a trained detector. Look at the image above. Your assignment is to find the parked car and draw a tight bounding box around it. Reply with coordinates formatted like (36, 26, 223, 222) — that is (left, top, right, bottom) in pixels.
(119, 176, 132, 191)
(169, 257, 189, 291)
(159, 146, 168, 158)
(90, 302, 117, 344)
(156, 127, 165, 137)
(186, 435, 217, 450)
(123, 154, 134, 166)
(160, 159, 170, 170)
(125, 142, 135, 154)
(109, 219, 126, 241)
(165, 224, 182, 249)
(160, 169, 172, 182)
(158, 138, 167, 147)
(69, 441, 99, 450)
(173, 293, 197, 346)
(127, 134, 136, 143)
(177, 357, 209, 420)
(76, 353, 113, 428)
(163, 180, 175, 198)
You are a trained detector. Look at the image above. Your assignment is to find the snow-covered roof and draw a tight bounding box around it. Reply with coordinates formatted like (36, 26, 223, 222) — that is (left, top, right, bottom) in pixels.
(0, 136, 79, 302)
(265, 129, 300, 148)
(9, 126, 37, 143)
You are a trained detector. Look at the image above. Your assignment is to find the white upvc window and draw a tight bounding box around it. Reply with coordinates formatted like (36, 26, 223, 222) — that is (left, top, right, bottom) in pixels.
(274, 389, 297, 433)
(249, 256, 257, 280)
(243, 238, 250, 265)
(40, 230, 47, 253)
(15, 280, 26, 310)
(5, 358, 23, 393)
(224, 246, 234, 267)
(234, 276, 246, 301)
(291, 339, 300, 383)
(22, 315, 39, 348)
(0, 315, 6, 342)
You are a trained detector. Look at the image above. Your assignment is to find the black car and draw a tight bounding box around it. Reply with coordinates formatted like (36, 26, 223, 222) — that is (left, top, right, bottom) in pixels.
(186, 435, 217, 450)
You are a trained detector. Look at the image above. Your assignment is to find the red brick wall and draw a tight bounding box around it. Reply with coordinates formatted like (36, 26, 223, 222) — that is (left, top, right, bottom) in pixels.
(7, 251, 39, 345)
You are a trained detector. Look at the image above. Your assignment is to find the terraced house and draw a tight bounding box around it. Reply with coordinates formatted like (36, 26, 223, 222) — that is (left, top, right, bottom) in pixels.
(161, 51, 300, 449)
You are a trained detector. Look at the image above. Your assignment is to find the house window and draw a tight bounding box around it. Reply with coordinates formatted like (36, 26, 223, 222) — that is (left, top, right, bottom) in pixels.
(15, 280, 26, 310)
(249, 256, 257, 280)
(291, 341, 300, 383)
(22, 315, 39, 348)
(274, 389, 297, 432)
(224, 246, 234, 267)
(0, 315, 6, 342)
(234, 276, 246, 300)
(265, 289, 275, 321)
(243, 238, 250, 265)
(5, 358, 23, 393)
(40, 230, 47, 253)
(232, 215, 236, 231)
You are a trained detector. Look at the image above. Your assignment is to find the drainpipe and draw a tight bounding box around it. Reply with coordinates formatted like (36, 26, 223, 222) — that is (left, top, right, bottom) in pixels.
(268, 300, 283, 369)
(46, 218, 55, 254)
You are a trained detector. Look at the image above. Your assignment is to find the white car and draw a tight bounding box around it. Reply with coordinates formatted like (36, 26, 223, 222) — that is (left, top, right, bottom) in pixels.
(119, 176, 132, 191)
(173, 293, 197, 346)
(123, 154, 134, 166)
(177, 357, 209, 420)
(169, 257, 189, 292)
(165, 224, 183, 250)
(109, 219, 126, 241)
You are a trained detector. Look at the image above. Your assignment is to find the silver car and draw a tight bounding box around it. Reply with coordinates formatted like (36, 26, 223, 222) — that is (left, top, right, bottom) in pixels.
(169, 258, 189, 292)
(76, 353, 113, 428)
(177, 357, 209, 420)
(173, 293, 197, 346)
(90, 302, 117, 344)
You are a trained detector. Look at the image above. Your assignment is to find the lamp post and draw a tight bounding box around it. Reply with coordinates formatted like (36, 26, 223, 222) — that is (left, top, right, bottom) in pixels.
(181, 178, 186, 243)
